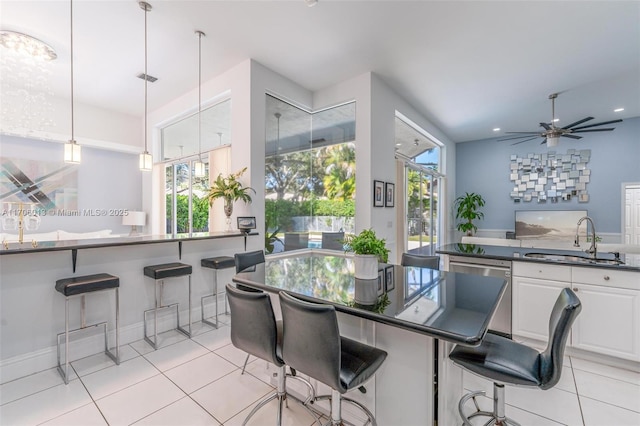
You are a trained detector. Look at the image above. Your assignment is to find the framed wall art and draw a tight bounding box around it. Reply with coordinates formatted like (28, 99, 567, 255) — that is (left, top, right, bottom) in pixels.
(373, 180, 384, 207)
(385, 182, 395, 207)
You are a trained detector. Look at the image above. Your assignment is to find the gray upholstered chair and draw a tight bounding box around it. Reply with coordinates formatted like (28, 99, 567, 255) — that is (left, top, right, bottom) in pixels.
(321, 232, 344, 250)
(284, 233, 309, 251)
(449, 288, 581, 426)
(401, 253, 440, 269)
(279, 291, 388, 426)
(233, 250, 266, 373)
(225, 284, 317, 425)
(234, 250, 265, 273)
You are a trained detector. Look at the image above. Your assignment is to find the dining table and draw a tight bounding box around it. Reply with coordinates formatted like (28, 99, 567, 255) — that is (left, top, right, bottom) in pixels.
(233, 248, 508, 426)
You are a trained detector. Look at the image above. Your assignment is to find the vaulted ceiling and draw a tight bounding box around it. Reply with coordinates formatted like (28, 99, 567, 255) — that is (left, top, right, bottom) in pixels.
(2, 0, 639, 143)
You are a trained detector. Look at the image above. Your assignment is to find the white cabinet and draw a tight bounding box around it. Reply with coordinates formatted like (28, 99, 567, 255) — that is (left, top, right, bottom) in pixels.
(512, 261, 640, 361)
(571, 268, 640, 361)
(512, 262, 571, 341)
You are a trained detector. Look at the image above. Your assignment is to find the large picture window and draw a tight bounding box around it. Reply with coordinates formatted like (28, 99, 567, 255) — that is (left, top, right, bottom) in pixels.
(265, 95, 356, 253)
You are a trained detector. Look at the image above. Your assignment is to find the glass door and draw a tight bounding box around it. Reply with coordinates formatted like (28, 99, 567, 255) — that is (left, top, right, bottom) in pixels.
(165, 159, 209, 236)
(406, 164, 440, 255)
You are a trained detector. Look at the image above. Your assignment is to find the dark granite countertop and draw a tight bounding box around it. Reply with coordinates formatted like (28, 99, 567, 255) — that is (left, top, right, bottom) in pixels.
(0, 231, 258, 255)
(233, 250, 507, 346)
(436, 243, 640, 271)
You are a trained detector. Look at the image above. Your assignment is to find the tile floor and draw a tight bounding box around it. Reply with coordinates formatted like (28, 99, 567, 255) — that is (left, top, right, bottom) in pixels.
(1, 316, 638, 426)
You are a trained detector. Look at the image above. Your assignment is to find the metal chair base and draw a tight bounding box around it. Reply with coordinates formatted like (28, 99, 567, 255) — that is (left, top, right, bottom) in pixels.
(458, 383, 521, 426)
(143, 276, 192, 350)
(242, 365, 320, 426)
(57, 289, 120, 385)
(314, 389, 377, 426)
(201, 267, 229, 329)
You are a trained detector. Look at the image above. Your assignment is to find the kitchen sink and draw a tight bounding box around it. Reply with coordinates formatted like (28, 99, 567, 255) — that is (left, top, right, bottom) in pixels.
(524, 252, 624, 265)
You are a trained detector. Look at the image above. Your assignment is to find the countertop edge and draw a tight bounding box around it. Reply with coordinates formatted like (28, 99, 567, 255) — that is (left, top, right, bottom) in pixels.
(0, 231, 259, 255)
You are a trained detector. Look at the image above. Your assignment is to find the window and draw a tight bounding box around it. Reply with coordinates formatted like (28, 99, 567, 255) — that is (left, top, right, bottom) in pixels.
(265, 95, 356, 253)
(165, 160, 210, 235)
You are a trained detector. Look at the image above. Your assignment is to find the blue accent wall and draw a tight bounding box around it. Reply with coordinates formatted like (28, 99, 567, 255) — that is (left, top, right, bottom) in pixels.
(455, 116, 640, 234)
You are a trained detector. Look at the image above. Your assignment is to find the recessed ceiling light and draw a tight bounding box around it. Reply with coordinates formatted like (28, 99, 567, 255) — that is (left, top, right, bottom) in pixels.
(614, 108, 625, 112)
(395, 143, 402, 146)
(552, 118, 560, 122)
(493, 128, 500, 132)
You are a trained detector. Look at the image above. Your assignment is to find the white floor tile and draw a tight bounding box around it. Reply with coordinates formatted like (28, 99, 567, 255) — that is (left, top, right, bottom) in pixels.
(505, 386, 584, 425)
(243, 358, 278, 386)
(133, 396, 220, 425)
(214, 343, 255, 368)
(96, 374, 185, 425)
(143, 338, 209, 372)
(225, 394, 320, 426)
(573, 368, 640, 413)
(81, 356, 160, 400)
(71, 344, 139, 377)
(580, 395, 640, 426)
(0, 367, 69, 406)
(164, 352, 237, 394)
(0, 379, 91, 426)
(462, 393, 565, 426)
(571, 356, 640, 386)
(129, 330, 188, 355)
(40, 402, 107, 425)
(191, 325, 232, 351)
(191, 369, 274, 424)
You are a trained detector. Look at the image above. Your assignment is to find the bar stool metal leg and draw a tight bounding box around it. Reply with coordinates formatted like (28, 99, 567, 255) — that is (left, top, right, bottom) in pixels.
(57, 287, 119, 384)
(201, 270, 223, 328)
(144, 275, 192, 350)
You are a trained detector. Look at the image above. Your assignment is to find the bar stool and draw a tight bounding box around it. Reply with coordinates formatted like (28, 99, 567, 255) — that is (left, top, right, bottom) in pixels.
(279, 291, 388, 426)
(200, 256, 234, 328)
(55, 273, 120, 384)
(449, 288, 581, 426)
(143, 262, 192, 350)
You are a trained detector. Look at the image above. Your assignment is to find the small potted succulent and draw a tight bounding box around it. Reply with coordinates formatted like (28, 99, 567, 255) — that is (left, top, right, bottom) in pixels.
(343, 229, 390, 279)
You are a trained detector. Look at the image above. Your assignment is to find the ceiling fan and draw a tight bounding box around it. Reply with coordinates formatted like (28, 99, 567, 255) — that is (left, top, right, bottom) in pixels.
(498, 93, 622, 147)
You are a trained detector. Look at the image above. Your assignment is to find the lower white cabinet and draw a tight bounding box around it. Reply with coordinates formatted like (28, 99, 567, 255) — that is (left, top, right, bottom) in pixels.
(512, 274, 568, 341)
(571, 282, 640, 361)
(512, 261, 640, 361)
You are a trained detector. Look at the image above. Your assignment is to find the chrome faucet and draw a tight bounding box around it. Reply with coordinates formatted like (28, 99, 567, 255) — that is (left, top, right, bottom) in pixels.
(574, 216, 597, 258)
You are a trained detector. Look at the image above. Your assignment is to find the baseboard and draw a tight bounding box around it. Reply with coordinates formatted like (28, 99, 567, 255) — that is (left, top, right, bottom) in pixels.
(0, 302, 221, 384)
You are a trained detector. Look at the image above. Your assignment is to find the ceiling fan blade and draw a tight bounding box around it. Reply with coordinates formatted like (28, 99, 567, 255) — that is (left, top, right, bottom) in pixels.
(571, 119, 623, 130)
(539, 122, 552, 130)
(561, 134, 582, 139)
(503, 131, 541, 134)
(572, 128, 616, 133)
(510, 136, 541, 145)
(562, 117, 594, 129)
(498, 134, 541, 142)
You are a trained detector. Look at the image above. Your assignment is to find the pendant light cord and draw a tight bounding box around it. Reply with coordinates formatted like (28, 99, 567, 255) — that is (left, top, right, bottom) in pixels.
(70, 0, 74, 142)
(144, 3, 148, 153)
(198, 31, 202, 161)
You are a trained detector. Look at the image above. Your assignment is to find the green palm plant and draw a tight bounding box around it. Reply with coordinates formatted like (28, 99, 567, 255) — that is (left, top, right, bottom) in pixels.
(206, 167, 255, 206)
(454, 192, 485, 236)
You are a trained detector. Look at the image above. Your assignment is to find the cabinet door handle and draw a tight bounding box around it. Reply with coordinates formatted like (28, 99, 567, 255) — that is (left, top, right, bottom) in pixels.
(604, 276, 610, 281)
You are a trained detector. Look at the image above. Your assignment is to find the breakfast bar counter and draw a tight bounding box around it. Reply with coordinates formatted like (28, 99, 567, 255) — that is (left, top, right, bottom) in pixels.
(233, 249, 507, 425)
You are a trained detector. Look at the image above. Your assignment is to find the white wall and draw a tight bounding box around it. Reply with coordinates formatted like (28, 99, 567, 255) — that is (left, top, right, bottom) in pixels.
(313, 72, 456, 262)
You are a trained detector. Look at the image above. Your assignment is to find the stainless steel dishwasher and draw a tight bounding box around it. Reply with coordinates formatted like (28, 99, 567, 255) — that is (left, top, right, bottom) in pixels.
(448, 255, 512, 338)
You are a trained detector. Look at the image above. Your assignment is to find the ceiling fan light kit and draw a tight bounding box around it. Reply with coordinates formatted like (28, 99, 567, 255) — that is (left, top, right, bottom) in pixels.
(498, 92, 622, 147)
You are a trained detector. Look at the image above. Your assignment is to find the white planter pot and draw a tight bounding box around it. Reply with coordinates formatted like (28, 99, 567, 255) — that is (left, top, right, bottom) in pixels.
(354, 278, 378, 305)
(353, 254, 379, 280)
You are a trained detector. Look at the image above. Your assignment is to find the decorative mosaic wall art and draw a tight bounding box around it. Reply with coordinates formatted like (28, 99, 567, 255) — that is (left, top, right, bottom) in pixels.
(509, 149, 590, 203)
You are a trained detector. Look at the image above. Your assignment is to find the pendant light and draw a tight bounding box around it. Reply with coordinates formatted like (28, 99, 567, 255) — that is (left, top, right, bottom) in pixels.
(139, 1, 153, 171)
(193, 30, 206, 178)
(64, 0, 81, 164)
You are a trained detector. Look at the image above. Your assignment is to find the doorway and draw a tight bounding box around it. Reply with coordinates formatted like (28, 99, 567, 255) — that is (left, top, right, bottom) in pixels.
(405, 163, 441, 255)
(622, 182, 640, 244)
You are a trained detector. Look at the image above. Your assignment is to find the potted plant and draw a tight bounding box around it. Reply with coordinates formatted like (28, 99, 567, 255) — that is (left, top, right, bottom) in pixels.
(343, 229, 390, 279)
(206, 167, 255, 231)
(454, 192, 485, 236)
